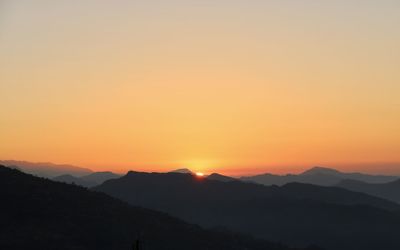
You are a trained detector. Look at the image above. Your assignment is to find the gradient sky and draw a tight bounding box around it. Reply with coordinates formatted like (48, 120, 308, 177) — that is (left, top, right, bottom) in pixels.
(1, 0, 399, 175)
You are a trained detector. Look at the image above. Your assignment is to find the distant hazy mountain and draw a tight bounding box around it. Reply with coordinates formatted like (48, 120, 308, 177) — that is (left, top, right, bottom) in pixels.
(81, 171, 121, 184)
(0, 160, 92, 178)
(169, 168, 193, 174)
(240, 166, 398, 186)
(207, 173, 237, 182)
(95, 171, 400, 250)
(53, 172, 122, 187)
(337, 178, 400, 203)
(53, 174, 98, 187)
(0, 165, 309, 250)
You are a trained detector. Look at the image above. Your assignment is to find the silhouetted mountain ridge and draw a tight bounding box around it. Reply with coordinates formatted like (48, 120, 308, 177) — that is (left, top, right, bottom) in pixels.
(95, 170, 400, 250)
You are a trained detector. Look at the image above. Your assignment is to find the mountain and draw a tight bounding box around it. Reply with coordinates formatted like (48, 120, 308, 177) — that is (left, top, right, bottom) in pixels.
(53, 174, 98, 187)
(0, 165, 313, 250)
(241, 166, 398, 186)
(95, 171, 400, 250)
(337, 178, 400, 203)
(207, 173, 238, 182)
(81, 171, 121, 184)
(0, 160, 92, 178)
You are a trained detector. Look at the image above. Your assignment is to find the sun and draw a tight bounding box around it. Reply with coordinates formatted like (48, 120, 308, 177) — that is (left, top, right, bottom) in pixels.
(195, 172, 204, 177)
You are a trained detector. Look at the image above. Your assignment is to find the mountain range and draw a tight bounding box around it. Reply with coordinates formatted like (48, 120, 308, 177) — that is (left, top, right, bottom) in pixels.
(95, 171, 400, 250)
(4, 161, 400, 250)
(0, 165, 316, 250)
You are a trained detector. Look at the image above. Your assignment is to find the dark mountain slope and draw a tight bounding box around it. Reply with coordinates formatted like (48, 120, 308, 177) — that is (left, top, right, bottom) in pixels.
(95, 171, 400, 250)
(0, 165, 310, 250)
(337, 178, 400, 203)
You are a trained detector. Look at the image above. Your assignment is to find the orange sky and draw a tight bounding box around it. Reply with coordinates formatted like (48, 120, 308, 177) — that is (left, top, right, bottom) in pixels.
(1, 1, 399, 175)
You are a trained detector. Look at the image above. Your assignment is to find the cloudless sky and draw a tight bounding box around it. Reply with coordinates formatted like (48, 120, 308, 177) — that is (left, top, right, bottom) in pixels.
(1, 0, 399, 175)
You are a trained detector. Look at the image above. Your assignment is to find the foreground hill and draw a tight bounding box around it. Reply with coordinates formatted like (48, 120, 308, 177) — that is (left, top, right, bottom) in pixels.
(0, 165, 311, 250)
(337, 179, 400, 203)
(241, 166, 398, 186)
(95, 171, 400, 250)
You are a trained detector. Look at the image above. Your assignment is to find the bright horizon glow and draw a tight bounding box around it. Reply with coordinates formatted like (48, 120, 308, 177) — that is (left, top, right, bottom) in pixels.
(1, 1, 400, 176)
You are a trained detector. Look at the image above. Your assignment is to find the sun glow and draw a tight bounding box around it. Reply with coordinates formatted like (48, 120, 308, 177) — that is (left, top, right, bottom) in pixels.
(195, 172, 204, 177)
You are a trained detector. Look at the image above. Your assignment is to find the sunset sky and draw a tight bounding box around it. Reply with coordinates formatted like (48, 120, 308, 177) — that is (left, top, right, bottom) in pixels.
(1, 1, 399, 175)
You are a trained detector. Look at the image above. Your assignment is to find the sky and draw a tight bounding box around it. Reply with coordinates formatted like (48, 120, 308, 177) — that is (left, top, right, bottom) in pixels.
(1, 0, 399, 175)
